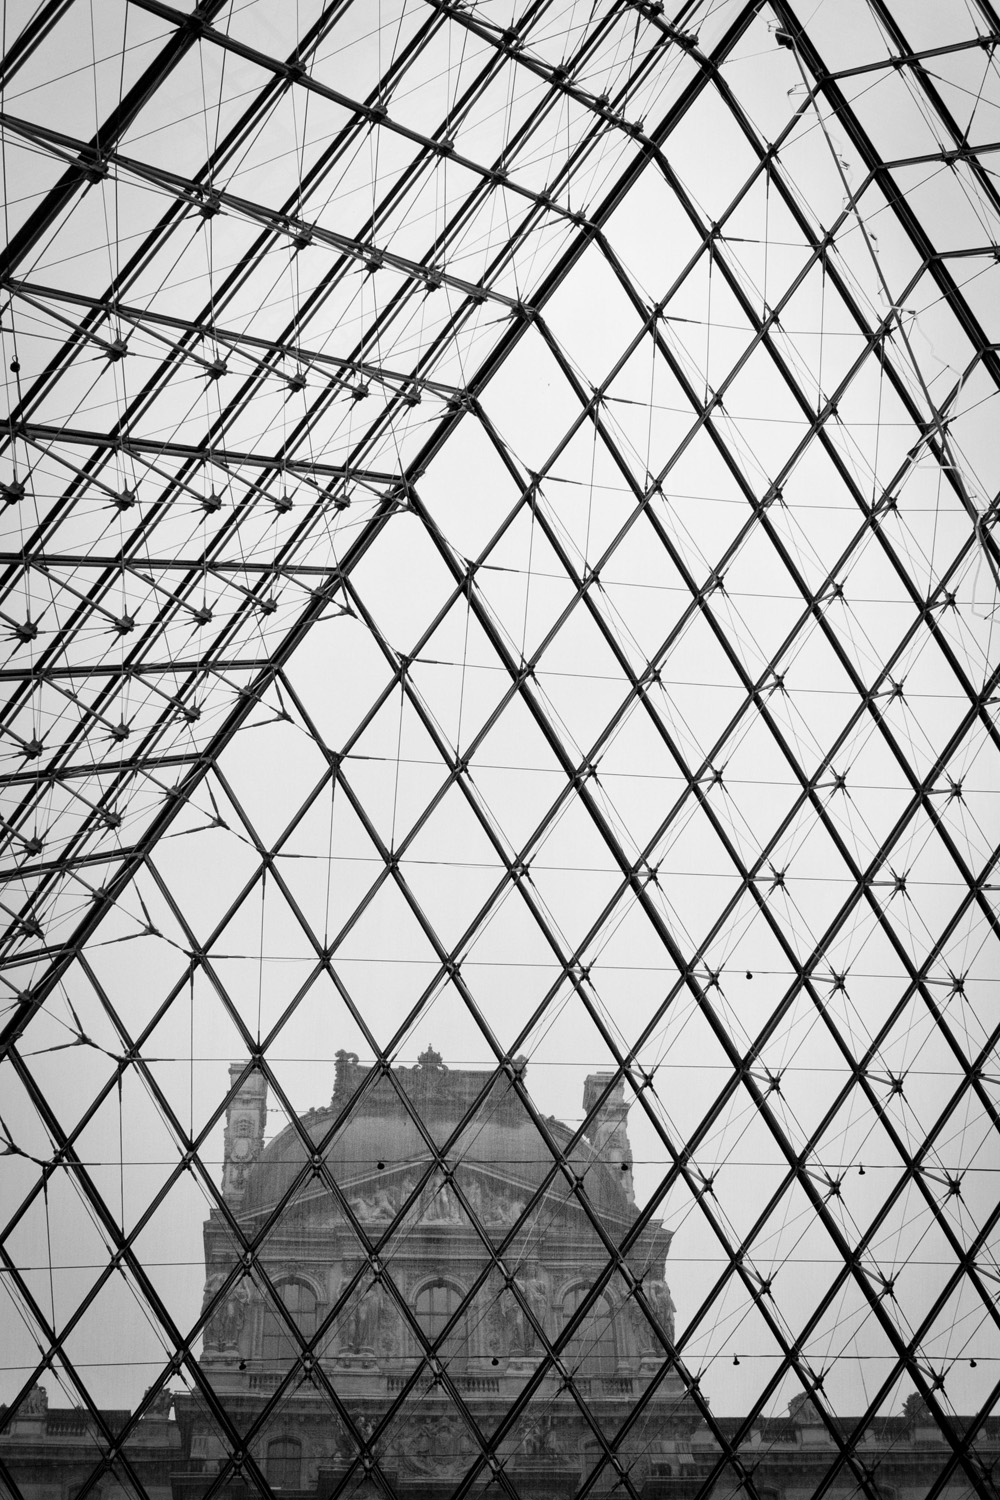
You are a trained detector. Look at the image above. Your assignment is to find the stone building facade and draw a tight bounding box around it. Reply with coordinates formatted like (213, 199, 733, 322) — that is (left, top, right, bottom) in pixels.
(174, 1048, 694, 1497)
(3, 1051, 997, 1500)
(0, 1386, 179, 1500)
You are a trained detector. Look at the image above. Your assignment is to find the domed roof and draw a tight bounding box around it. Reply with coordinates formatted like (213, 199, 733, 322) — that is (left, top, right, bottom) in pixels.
(240, 1051, 632, 1224)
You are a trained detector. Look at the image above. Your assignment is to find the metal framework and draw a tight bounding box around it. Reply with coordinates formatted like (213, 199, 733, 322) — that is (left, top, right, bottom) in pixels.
(1, 0, 999, 1496)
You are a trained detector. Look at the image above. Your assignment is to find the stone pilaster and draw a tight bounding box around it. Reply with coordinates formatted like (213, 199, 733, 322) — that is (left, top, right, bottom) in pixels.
(222, 1063, 267, 1206)
(582, 1071, 635, 1205)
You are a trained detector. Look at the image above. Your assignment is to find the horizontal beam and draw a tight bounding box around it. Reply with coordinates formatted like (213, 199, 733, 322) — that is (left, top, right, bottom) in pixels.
(0, 551, 345, 574)
(4, 279, 467, 403)
(5, 421, 401, 483)
(0, 656, 273, 681)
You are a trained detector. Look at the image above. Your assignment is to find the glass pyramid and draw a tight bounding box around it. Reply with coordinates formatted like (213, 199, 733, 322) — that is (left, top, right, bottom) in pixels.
(2, 2, 998, 1497)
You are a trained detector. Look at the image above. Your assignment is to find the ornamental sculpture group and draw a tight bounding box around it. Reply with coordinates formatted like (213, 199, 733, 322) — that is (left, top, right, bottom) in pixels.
(346, 1169, 529, 1230)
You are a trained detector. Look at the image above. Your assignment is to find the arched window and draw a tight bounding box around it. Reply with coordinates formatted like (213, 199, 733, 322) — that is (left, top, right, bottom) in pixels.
(414, 1279, 469, 1371)
(261, 1280, 319, 1366)
(561, 1285, 616, 1376)
(266, 1436, 302, 1488)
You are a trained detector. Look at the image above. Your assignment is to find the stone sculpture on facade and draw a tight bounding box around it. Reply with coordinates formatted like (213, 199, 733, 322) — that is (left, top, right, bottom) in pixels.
(402, 1416, 474, 1476)
(420, 1173, 463, 1223)
(632, 1277, 677, 1355)
(504, 1264, 550, 1356)
(338, 1267, 385, 1355)
(347, 1181, 398, 1222)
(20, 1385, 47, 1417)
(202, 1274, 253, 1351)
(142, 1386, 175, 1418)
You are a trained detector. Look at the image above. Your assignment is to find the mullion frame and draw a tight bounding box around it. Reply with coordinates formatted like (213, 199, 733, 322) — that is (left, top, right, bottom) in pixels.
(0, 0, 689, 984)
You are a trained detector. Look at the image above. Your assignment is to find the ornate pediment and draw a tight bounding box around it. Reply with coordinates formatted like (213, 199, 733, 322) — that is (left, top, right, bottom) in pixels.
(299, 1163, 576, 1231)
(233, 1054, 638, 1233)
